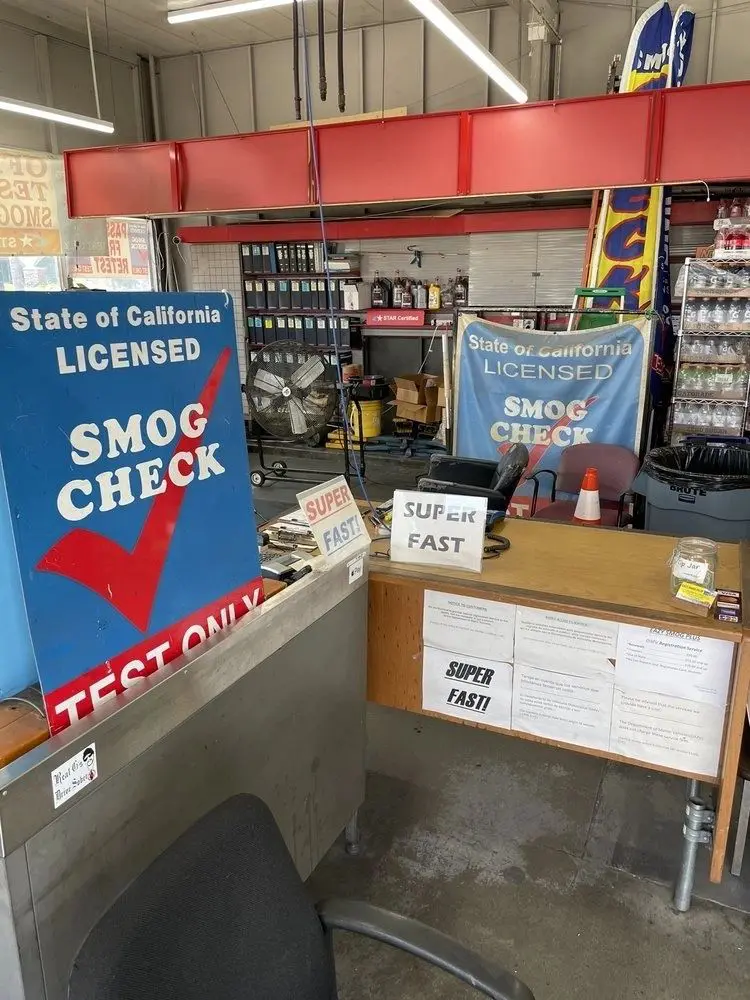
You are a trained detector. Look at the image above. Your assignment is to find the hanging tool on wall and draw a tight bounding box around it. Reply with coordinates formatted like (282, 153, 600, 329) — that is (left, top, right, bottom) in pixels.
(318, 0, 327, 101)
(292, 0, 302, 120)
(337, 0, 346, 112)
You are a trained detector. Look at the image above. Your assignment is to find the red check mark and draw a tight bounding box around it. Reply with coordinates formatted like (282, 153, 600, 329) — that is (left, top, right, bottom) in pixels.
(497, 395, 598, 477)
(37, 348, 232, 632)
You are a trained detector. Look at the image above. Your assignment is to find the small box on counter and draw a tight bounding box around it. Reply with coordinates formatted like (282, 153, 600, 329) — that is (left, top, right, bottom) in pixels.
(393, 374, 445, 424)
(671, 582, 717, 618)
(715, 589, 742, 624)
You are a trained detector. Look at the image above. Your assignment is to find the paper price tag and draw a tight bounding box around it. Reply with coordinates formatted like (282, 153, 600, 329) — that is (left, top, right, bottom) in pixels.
(348, 553, 364, 584)
(673, 557, 708, 584)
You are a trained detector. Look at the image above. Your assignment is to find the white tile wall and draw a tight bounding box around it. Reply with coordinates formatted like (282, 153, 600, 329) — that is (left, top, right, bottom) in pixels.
(188, 244, 247, 385)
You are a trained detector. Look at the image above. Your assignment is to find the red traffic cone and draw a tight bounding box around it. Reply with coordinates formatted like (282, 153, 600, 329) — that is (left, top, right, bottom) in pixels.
(573, 467, 601, 525)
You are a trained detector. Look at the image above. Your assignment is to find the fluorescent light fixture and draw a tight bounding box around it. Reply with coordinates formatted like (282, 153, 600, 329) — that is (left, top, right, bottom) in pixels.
(0, 96, 114, 134)
(407, 0, 527, 104)
(167, 0, 306, 23)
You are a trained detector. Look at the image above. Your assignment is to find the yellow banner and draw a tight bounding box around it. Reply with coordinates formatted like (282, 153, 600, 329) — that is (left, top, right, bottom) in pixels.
(0, 150, 61, 256)
(588, 1, 673, 311)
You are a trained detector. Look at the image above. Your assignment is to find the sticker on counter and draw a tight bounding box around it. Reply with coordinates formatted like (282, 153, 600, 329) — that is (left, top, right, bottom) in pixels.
(51, 742, 98, 808)
(348, 553, 364, 584)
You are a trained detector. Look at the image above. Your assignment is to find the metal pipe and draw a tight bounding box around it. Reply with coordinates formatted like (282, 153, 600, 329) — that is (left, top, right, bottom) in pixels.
(441, 330, 452, 436)
(196, 52, 207, 136)
(148, 54, 162, 140)
(706, 0, 718, 84)
(318, 0, 327, 101)
(292, 0, 302, 120)
(674, 797, 711, 912)
(337, 0, 345, 112)
(85, 7, 102, 120)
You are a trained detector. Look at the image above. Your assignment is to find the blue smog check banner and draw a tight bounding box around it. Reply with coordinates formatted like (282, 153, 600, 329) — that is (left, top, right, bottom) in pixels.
(453, 315, 652, 515)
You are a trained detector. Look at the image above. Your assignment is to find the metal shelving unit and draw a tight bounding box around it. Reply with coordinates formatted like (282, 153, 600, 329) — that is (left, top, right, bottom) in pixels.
(670, 257, 750, 444)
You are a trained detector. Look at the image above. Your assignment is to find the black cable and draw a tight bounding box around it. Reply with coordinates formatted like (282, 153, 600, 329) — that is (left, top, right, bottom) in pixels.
(483, 531, 511, 559)
(318, 0, 327, 101)
(337, 0, 345, 113)
(292, 0, 302, 121)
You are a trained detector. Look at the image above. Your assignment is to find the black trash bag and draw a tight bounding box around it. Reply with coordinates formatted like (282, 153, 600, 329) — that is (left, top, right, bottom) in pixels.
(641, 444, 750, 492)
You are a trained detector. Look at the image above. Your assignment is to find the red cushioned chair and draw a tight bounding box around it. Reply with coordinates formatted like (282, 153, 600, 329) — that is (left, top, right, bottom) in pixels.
(528, 443, 641, 527)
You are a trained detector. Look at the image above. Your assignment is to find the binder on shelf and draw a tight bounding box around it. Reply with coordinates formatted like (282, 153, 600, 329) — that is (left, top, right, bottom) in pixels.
(316, 317, 328, 346)
(289, 244, 298, 272)
(306, 243, 316, 273)
(339, 316, 351, 347)
(254, 279, 266, 310)
(251, 244, 262, 272)
(263, 315, 275, 342)
(278, 278, 291, 310)
(301, 279, 312, 310)
(292, 316, 304, 341)
(252, 315, 263, 342)
(276, 315, 288, 339)
(303, 317, 317, 345)
(241, 244, 251, 264)
(266, 278, 279, 310)
(291, 279, 302, 310)
(244, 279, 255, 309)
(314, 243, 324, 272)
(261, 243, 277, 273)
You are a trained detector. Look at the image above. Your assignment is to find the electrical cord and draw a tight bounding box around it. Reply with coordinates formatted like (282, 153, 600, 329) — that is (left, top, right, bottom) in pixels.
(1, 696, 46, 719)
(299, 1, 386, 531)
(483, 530, 511, 559)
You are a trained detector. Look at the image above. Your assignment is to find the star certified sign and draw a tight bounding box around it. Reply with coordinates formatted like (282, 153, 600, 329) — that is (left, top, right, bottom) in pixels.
(0, 292, 263, 733)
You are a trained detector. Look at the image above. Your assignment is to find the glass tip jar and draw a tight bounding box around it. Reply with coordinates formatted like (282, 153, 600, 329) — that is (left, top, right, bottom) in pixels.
(669, 537, 718, 595)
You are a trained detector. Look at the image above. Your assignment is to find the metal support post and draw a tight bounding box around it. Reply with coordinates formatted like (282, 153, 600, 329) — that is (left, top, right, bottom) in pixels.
(674, 796, 714, 912)
(345, 809, 361, 855)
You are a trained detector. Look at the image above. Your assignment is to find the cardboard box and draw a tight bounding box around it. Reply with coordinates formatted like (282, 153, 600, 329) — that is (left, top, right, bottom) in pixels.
(393, 374, 445, 423)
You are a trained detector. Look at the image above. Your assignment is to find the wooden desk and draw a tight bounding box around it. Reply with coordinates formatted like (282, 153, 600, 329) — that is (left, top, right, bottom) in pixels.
(367, 519, 750, 887)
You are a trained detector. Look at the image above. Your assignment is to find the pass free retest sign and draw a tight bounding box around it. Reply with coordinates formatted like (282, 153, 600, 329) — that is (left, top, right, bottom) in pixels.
(390, 490, 487, 573)
(0, 292, 263, 733)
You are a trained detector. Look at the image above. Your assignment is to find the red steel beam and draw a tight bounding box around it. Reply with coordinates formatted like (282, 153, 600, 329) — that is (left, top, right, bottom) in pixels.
(63, 83, 750, 220)
(177, 202, 714, 244)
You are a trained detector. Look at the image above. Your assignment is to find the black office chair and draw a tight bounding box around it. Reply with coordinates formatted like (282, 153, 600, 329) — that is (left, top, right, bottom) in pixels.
(68, 795, 535, 1000)
(417, 443, 530, 514)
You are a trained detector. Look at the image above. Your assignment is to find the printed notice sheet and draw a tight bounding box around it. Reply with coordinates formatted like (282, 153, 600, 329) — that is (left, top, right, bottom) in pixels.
(615, 625, 734, 709)
(609, 686, 726, 776)
(423, 590, 516, 662)
(514, 607, 618, 677)
(423, 645, 512, 729)
(511, 662, 614, 751)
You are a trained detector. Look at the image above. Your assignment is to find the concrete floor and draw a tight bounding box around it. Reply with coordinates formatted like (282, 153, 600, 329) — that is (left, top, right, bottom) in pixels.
(253, 443, 750, 999)
(308, 705, 750, 1000)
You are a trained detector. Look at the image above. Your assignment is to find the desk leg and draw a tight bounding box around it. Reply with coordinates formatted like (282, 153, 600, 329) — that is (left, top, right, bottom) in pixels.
(345, 809, 361, 856)
(710, 638, 750, 883)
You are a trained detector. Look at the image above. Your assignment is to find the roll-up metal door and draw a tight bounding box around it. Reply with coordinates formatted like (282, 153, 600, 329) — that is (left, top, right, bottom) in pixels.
(468, 232, 537, 306)
(535, 230, 587, 305)
(669, 223, 714, 260)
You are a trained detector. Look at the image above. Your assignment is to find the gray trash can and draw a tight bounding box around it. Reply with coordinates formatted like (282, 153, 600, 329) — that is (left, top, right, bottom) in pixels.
(633, 443, 750, 541)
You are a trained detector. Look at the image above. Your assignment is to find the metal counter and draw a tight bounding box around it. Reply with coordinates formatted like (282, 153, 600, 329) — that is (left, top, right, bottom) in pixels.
(0, 555, 367, 1000)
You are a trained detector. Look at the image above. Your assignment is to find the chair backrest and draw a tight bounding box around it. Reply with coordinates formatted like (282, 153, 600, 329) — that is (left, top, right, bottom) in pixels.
(68, 795, 336, 1000)
(556, 443, 641, 500)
